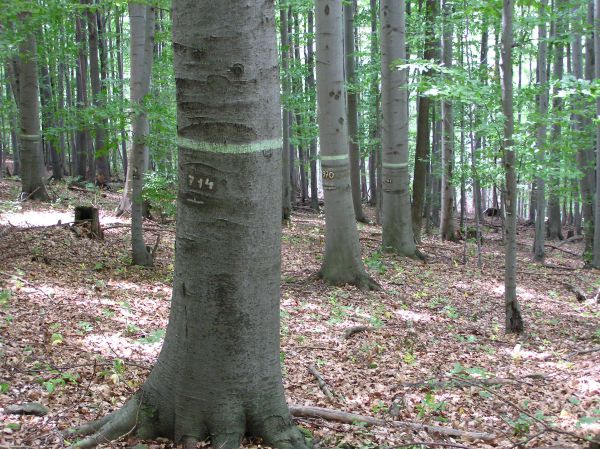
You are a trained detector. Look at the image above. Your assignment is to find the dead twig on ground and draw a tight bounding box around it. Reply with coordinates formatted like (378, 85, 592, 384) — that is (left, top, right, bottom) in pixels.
(308, 364, 336, 401)
(288, 405, 497, 441)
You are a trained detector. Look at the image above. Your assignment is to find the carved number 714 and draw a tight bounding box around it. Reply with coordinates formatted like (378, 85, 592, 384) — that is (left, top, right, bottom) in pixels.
(188, 175, 214, 190)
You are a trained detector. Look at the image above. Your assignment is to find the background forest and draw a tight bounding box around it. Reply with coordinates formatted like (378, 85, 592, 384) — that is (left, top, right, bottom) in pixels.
(0, 0, 600, 448)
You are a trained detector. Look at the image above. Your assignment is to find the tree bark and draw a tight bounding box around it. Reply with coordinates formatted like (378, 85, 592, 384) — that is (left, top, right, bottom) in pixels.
(315, 0, 376, 289)
(533, 0, 549, 262)
(17, 14, 49, 201)
(368, 0, 379, 207)
(280, 7, 292, 220)
(344, 0, 367, 222)
(306, 10, 320, 212)
(592, 0, 600, 266)
(68, 2, 308, 448)
(440, 0, 457, 241)
(412, 0, 437, 243)
(74, 13, 90, 179)
(547, 0, 565, 241)
(380, 0, 417, 257)
(87, 1, 110, 185)
(127, 3, 155, 266)
(502, 0, 524, 334)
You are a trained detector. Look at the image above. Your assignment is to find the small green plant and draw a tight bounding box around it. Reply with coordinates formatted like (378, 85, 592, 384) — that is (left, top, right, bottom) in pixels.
(416, 392, 448, 422)
(100, 359, 126, 384)
(593, 328, 600, 343)
(0, 290, 11, 309)
(143, 172, 177, 218)
(78, 321, 94, 334)
(0, 382, 9, 394)
(365, 250, 387, 274)
(444, 305, 459, 319)
(40, 371, 79, 393)
(137, 329, 165, 344)
(507, 413, 533, 436)
(125, 324, 141, 335)
(50, 333, 64, 345)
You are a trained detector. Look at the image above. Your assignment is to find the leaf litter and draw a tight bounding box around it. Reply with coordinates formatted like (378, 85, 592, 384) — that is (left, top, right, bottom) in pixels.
(0, 178, 599, 449)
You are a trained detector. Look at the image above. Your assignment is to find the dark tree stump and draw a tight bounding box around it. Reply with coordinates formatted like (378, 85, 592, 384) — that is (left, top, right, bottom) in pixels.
(74, 206, 104, 239)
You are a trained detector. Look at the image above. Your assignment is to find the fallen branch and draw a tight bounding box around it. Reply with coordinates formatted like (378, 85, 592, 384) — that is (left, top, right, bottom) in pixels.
(544, 244, 581, 257)
(565, 347, 600, 359)
(308, 364, 335, 401)
(401, 374, 546, 390)
(288, 405, 497, 441)
(564, 283, 588, 302)
(343, 325, 375, 340)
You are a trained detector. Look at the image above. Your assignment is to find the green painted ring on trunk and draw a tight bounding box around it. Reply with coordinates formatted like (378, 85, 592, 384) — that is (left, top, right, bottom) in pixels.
(383, 162, 409, 168)
(320, 154, 349, 161)
(20, 134, 41, 141)
(178, 136, 281, 154)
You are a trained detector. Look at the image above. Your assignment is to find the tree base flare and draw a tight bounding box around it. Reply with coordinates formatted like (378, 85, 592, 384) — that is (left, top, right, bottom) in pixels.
(66, 394, 310, 449)
(318, 269, 380, 291)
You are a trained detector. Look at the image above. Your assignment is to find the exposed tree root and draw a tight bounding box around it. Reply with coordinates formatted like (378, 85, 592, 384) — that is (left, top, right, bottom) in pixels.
(66, 397, 141, 449)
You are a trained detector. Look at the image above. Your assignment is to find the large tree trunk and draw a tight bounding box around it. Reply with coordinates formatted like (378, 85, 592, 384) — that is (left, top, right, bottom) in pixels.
(68, 2, 307, 448)
(344, 1, 367, 223)
(412, 0, 437, 243)
(74, 13, 90, 179)
(39, 62, 63, 181)
(116, 12, 128, 178)
(592, 0, 600, 266)
(280, 7, 292, 220)
(128, 3, 154, 266)
(17, 15, 49, 202)
(440, 0, 457, 241)
(502, 0, 524, 334)
(533, 0, 549, 262)
(368, 0, 379, 207)
(315, 0, 376, 289)
(380, 0, 417, 257)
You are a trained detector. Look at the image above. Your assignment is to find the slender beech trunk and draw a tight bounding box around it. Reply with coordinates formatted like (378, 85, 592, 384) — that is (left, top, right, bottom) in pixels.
(40, 62, 63, 180)
(368, 0, 379, 207)
(472, 25, 488, 221)
(380, 0, 417, 257)
(128, 3, 155, 266)
(280, 7, 292, 220)
(306, 11, 319, 211)
(533, 0, 549, 261)
(86, 1, 109, 184)
(592, 0, 600, 266)
(75, 13, 89, 179)
(440, 0, 457, 241)
(116, 12, 128, 177)
(17, 16, 49, 201)
(502, 0, 524, 334)
(315, 0, 377, 290)
(344, 0, 367, 222)
(548, 0, 565, 240)
(412, 0, 436, 242)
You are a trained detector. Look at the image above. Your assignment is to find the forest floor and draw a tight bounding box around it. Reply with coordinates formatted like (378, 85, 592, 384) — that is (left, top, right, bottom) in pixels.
(0, 178, 599, 449)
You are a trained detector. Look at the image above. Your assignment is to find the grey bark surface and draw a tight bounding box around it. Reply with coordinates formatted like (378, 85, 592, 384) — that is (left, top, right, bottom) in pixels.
(502, 0, 524, 334)
(87, 2, 110, 185)
(17, 17, 49, 201)
(412, 0, 436, 243)
(280, 7, 292, 220)
(68, 1, 308, 448)
(440, 0, 457, 241)
(315, 0, 376, 289)
(593, 0, 600, 266)
(344, 1, 367, 222)
(74, 14, 89, 179)
(368, 0, 379, 207)
(533, 0, 548, 262)
(128, 3, 154, 267)
(547, 0, 565, 241)
(307, 10, 320, 212)
(380, 0, 417, 257)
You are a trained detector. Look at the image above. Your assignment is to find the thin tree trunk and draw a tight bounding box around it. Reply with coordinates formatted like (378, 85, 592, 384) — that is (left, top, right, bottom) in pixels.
(412, 0, 436, 243)
(440, 0, 457, 241)
(345, 0, 367, 222)
(315, 0, 376, 289)
(306, 10, 319, 212)
(368, 0, 379, 207)
(17, 15, 49, 201)
(502, 0, 523, 333)
(380, 0, 418, 257)
(548, 0, 565, 241)
(533, 0, 548, 261)
(592, 0, 600, 266)
(128, 3, 154, 266)
(280, 6, 292, 220)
